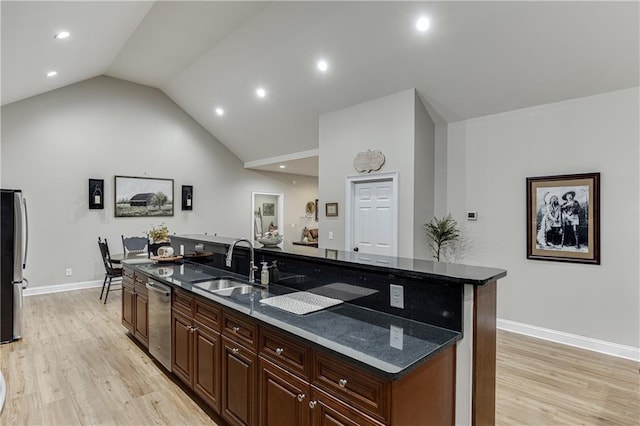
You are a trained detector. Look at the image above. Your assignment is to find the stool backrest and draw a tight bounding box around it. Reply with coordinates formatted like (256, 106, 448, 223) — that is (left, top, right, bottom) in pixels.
(122, 235, 149, 256)
(98, 237, 117, 275)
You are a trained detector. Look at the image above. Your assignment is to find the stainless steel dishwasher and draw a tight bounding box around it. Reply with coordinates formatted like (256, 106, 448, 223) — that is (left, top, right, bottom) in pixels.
(146, 279, 172, 372)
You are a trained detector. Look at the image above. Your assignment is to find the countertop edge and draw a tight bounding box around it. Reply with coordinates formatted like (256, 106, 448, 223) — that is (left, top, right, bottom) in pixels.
(171, 234, 508, 286)
(131, 263, 462, 381)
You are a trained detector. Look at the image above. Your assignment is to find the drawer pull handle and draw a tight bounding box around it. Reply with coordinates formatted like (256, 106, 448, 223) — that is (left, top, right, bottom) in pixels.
(232, 326, 240, 333)
(275, 347, 284, 355)
(338, 378, 347, 388)
(308, 400, 316, 409)
(297, 393, 305, 402)
(232, 347, 239, 354)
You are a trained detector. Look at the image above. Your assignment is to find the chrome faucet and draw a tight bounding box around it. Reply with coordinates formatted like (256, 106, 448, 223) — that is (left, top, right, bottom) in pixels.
(225, 238, 258, 283)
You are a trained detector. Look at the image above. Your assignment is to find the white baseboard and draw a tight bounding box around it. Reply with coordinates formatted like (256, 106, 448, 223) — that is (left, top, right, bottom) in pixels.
(497, 318, 640, 362)
(24, 279, 108, 296)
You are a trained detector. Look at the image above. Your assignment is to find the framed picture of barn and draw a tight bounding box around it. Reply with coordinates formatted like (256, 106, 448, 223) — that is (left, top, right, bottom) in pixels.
(114, 175, 174, 217)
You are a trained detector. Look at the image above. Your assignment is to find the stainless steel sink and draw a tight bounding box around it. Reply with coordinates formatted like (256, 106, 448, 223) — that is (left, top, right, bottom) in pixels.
(192, 277, 253, 296)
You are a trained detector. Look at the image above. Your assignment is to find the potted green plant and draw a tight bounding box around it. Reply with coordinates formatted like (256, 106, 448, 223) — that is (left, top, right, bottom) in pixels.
(424, 214, 460, 261)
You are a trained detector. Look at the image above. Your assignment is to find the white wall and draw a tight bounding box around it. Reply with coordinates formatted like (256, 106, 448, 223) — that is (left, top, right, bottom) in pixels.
(318, 89, 434, 258)
(446, 88, 640, 348)
(1, 76, 317, 288)
(413, 92, 435, 260)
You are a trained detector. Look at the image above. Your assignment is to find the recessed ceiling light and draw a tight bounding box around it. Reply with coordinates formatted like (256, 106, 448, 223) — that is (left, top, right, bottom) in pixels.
(279, 165, 286, 169)
(46, 71, 58, 77)
(215, 107, 225, 116)
(416, 16, 431, 32)
(317, 59, 329, 72)
(256, 87, 267, 98)
(54, 31, 70, 40)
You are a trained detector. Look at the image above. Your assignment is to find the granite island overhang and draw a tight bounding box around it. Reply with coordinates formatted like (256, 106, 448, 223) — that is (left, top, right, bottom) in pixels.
(158, 234, 507, 425)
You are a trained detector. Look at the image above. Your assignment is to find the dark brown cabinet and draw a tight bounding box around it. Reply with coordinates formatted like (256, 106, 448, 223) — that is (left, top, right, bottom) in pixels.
(121, 268, 148, 348)
(121, 275, 135, 333)
(221, 336, 257, 426)
(171, 289, 222, 412)
(193, 322, 221, 410)
(172, 309, 193, 384)
(221, 310, 258, 426)
(259, 357, 309, 426)
(120, 278, 459, 426)
(309, 387, 384, 426)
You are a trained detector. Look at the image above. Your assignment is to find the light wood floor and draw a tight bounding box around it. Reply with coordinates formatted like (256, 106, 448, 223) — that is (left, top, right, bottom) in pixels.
(1, 288, 638, 425)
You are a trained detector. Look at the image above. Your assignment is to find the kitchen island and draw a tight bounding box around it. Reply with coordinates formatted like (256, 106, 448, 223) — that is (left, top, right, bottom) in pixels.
(123, 234, 506, 425)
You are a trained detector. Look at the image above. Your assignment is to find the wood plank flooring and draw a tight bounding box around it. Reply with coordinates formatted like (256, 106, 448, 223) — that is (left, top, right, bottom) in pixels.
(1, 288, 638, 425)
(0, 288, 215, 425)
(496, 330, 639, 425)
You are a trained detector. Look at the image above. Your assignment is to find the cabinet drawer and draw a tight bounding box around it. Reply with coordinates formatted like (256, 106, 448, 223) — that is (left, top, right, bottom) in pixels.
(134, 281, 148, 297)
(312, 352, 389, 423)
(123, 268, 134, 279)
(310, 386, 385, 426)
(173, 288, 194, 315)
(122, 275, 135, 289)
(222, 310, 257, 353)
(194, 297, 221, 332)
(259, 327, 310, 379)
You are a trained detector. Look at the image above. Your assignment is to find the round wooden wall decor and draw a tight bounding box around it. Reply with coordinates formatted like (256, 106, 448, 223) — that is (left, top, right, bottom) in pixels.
(305, 201, 316, 215)
(354, 149, 385, 173)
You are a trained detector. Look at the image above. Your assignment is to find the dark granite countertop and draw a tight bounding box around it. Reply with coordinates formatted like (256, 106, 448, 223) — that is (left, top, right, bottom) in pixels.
(171, 234, 507, 285)
(133, 260, 461, 380)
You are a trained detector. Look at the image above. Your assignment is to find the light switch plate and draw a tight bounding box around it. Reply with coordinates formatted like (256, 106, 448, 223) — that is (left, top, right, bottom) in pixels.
(390, 325, 404, 349)
(390, 284, 404, 309)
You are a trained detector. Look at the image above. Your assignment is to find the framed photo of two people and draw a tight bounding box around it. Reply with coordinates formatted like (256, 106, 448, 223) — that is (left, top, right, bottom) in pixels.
(526, 172, 600, 264)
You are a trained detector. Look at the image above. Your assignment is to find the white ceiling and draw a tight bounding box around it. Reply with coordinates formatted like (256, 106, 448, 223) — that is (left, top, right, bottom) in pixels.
(2, 1, 639, 176)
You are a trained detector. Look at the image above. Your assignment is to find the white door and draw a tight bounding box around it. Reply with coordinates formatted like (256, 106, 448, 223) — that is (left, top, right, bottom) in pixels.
(351, 179, 395, 256)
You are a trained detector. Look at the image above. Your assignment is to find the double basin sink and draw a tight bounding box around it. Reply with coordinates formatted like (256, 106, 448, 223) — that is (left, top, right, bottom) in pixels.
(191, 276, 255, 297)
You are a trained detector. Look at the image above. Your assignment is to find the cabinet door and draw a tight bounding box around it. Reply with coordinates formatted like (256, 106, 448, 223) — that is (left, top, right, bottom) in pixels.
(310, 388, 384, 426)
(134, 292, 149, 347)
(259, 358, 309, 426)
(193, 321, 221, 413)
(222, 336, 256, 426)
(172, 309, 193, 385)
(121, 284, 135, 333)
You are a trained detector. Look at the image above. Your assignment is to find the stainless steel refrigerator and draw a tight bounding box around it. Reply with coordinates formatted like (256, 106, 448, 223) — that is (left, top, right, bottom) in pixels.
(1, 189, 29, 344)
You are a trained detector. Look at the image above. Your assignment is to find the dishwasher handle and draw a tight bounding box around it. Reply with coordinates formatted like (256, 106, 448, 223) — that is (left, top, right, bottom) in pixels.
(146, 281, 171, 296)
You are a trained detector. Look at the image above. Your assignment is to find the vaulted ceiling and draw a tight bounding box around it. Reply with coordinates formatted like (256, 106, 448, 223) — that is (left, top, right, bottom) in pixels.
(2, 1, 639, 176)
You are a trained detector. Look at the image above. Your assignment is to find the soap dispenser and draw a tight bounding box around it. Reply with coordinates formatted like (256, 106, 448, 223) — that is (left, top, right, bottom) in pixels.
(260, 262, 269, 286)
(270, 260, 279, 282)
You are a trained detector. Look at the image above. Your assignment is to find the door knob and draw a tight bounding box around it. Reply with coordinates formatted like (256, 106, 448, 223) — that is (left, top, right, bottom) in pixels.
(308, 400, 317, 409)
(353, 247, 359, 252)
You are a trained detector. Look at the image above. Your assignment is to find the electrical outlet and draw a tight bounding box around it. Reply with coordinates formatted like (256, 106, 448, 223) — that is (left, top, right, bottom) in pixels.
(390, 325, 404, 349)
(65, 268, 73, 277)
(390, 284, 404, 309)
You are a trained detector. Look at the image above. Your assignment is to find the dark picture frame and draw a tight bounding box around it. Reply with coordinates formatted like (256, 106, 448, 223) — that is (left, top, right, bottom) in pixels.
(326, 202, 338, 217)
(526, 172, 600, 264)
(263, 203, 275, 216)
(182, 185, 193, 211)
(88, 178, 104, 210)
(325, 249, 338, 259)
(114, 175, 174, 217)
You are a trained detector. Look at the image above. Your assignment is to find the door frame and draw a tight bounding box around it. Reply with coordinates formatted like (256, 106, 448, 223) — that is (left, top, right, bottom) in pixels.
(344, 171, 399, 256)
(251, 191, 284, 242)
